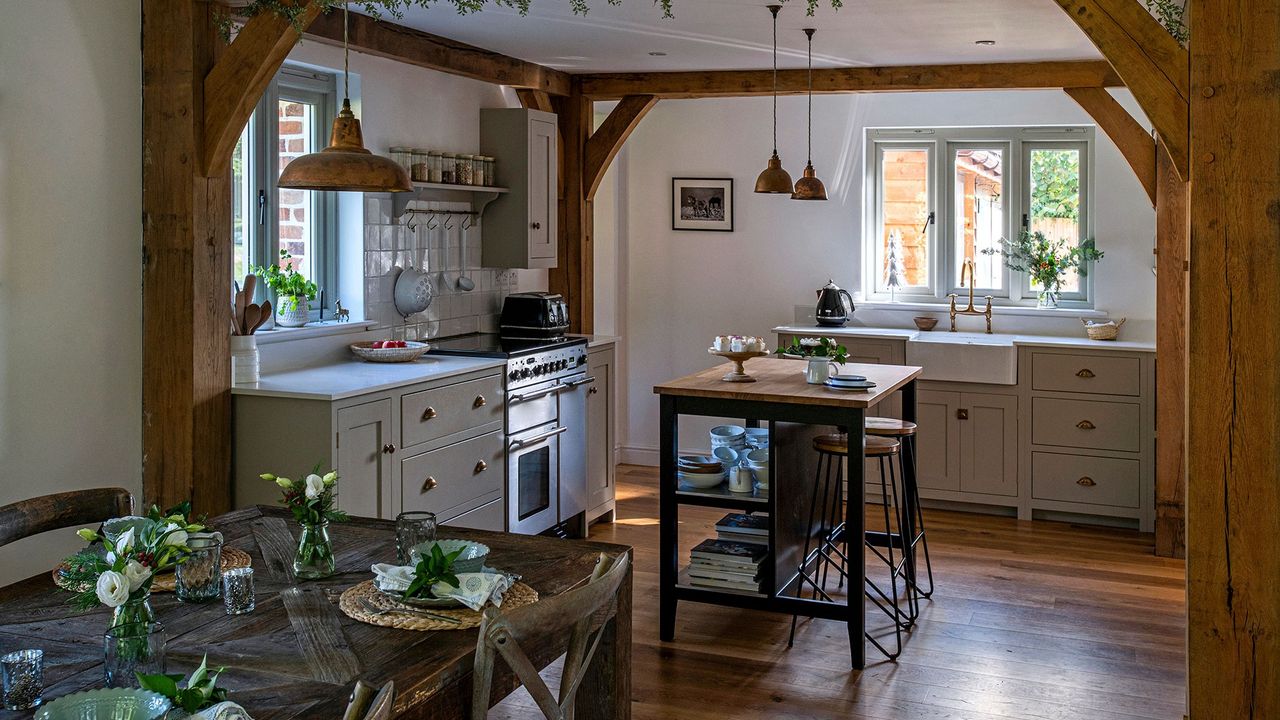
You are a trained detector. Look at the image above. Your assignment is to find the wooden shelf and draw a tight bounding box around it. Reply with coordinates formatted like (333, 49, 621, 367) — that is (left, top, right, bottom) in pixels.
(380, 182, 511, 220)
(675, 482, 768, 509)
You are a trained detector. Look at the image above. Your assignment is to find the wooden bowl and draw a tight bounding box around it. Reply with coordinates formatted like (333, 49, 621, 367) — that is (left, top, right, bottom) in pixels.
(913, 316, 939, 331)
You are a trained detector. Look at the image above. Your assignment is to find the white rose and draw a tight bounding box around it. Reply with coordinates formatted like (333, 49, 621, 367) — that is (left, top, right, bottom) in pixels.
(95, 570, 131, 608)
(122, 560, 153, 592)
(162, 523, 188, 547)
(799, 337, 820, 347)
(304, 474, 325, 500)
(322, 471, 338, 487)
(114, 527, 136, 553)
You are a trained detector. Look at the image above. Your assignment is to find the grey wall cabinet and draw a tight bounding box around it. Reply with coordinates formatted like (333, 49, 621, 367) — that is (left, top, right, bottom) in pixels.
(480, 108, 559, 269)
(233, 367, 506, 531)
(586, 344, 617, 523)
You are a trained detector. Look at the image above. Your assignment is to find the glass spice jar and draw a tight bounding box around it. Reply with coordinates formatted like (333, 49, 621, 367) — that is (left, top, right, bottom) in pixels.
(389, 146, 412, 174)
(454, 154, 469, 185)
(472, 155, 486, 187)
(485, 156, 497, 187)
(410, 149, 429, 182)
(428, 151, 443, 183)
(460, 154, 476, 185)
(440, 152, 456, 184)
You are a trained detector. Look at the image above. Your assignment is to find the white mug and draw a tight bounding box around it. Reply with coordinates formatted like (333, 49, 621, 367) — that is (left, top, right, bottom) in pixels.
(728, 466, 753, 493)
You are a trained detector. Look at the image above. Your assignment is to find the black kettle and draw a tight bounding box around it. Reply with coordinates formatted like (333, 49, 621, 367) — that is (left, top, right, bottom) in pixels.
(815, 280, 855, 326)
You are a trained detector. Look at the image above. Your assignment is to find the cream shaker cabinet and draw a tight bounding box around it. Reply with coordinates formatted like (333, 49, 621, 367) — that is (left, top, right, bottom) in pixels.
(233, 367, 506, 530)
(586, 344, 617, 524)
(480, 108, 559, 269)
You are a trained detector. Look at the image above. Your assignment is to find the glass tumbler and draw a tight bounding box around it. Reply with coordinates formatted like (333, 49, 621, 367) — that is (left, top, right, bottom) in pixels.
(2, 649, 43, 711)
(104, 622, 166, 688)
(176, 534, 224, 603)
(222, 567, 256, 615)
(395, 511, 438, 565)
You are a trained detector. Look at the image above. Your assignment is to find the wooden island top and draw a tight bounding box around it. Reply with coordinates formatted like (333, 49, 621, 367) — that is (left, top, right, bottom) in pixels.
(653, 357, 922, 408)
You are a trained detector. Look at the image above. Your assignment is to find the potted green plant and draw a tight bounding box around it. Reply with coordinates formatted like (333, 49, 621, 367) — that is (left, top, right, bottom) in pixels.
(254, 250, 317, 328)
(987, 230, 1103, 308)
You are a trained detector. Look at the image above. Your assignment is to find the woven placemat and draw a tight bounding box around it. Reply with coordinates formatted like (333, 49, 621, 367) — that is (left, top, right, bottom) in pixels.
(339, 579, 538, 631)
(52, 547, 252, 593)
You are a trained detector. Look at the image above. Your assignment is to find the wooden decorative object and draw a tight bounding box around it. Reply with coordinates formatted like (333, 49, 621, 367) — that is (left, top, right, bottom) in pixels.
(707, 350, 768, 383)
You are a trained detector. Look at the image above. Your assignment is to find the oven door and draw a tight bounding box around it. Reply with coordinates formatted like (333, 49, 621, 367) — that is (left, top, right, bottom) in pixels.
(507, 421, 565, 535)
(507, 378, 561, 435)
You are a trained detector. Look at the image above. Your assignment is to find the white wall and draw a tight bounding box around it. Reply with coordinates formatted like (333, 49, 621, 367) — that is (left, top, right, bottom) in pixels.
(0, 1, 142, 578)
(603, 90, 1157, 460)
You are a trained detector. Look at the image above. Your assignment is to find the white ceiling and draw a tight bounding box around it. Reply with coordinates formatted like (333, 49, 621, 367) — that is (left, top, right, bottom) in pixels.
(372, 0, 1102, 73)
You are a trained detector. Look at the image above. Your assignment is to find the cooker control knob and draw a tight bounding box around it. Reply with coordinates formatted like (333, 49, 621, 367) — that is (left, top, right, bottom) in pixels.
(519, 368, 532, 380)
(509, 370, 520, 381)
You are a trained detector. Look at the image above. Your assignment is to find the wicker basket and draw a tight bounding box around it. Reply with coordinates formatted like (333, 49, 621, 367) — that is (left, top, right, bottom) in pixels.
(1082, 317, 1125, 341)
(350, 341, 431, 363)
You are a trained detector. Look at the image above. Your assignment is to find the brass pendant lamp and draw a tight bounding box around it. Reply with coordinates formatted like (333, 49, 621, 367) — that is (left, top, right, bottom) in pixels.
(754, 4, 793, 194)
(791, 28, 827, 201)
(278, 2, 412, 193)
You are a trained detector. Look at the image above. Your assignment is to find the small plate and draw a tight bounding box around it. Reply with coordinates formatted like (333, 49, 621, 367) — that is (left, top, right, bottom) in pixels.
(824, 380, 877, 391)
(375, 581, 463, 608)
(828, 374, 867, 383)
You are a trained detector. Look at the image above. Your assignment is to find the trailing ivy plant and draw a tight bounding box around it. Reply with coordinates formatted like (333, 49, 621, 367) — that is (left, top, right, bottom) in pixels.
(1145, 0, 1188, 45)
(222, 0, 845, 38)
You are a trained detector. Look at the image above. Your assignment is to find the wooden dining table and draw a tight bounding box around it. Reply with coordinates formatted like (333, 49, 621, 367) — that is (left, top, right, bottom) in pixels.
(0, 506, 632, 719)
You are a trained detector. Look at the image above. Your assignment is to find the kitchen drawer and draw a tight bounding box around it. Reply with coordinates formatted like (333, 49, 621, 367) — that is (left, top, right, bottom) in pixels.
(1032, 451, 1140, 508)
(444, 496, 505, 532)
(1032, 352, 1141, 396)
(401, 374, 504, 448)
(1032, 397, 1141, 452)
(400, 430, 504, 516)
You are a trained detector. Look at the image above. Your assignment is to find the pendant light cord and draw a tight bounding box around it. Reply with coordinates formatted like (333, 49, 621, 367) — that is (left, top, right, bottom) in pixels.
(343, 1, 350, 101)
(806, 28, 813, 165)
(770, 5, 780, 156)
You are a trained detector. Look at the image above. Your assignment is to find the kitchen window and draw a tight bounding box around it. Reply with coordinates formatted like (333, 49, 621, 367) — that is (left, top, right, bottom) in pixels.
(865, 127, 1094, 306)
(231, 66, 338, 314)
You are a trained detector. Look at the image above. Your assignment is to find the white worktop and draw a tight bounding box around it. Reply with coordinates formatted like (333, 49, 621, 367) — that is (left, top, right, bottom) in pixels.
(231, 355, 506, 401)
(773, 325, 1156, 352)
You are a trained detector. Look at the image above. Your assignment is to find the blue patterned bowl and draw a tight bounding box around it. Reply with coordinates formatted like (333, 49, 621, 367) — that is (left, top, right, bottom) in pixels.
(410, 539, 490, 573)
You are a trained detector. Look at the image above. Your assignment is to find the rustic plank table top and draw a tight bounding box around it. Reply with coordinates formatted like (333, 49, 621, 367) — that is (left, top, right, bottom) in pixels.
(653, 357, 922, 408)
(0, 506, 633, 719)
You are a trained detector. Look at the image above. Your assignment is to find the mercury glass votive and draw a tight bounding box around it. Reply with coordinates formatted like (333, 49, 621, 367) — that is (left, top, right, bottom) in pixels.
(176, 534, 223, 603)
(1, 649, 43, 710)
(222, 567, 255, 615)
(395, 511, 438, 564)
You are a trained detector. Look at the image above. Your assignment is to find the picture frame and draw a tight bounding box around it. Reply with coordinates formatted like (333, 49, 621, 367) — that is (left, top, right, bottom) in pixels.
(672, 177, 734, 232)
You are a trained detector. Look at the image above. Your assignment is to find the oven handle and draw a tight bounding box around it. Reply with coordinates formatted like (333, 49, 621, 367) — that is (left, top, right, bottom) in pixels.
(508, 385, 563, 404)
(509, 425, 567, 450)
(564, 375, 597, 388)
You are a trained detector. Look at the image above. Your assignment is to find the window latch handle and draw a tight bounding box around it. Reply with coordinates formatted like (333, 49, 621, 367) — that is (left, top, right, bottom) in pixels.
(257, 189, 267, 226)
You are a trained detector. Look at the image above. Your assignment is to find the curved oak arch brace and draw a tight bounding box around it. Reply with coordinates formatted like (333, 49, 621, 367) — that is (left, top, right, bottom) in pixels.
(585, 95, 658, 201)
(1064, 87, 1156, 206)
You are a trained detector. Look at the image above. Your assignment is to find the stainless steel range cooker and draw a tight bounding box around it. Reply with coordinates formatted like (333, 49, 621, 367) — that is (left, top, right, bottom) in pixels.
(427, 334, 590, 537)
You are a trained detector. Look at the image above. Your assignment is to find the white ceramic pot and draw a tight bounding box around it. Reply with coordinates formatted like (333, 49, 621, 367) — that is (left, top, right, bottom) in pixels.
(275, 295, 310, 328)
(805, 358, 837, 384)
(230, 335, 259, 384)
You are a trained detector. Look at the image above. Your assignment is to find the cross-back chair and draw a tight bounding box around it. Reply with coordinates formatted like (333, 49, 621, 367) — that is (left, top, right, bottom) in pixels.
(343, 680, 395, 720)
(470, 552, 631, 720)
(0, 487, 133, 548)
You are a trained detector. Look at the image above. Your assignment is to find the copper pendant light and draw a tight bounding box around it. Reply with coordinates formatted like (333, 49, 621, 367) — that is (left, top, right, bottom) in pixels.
(278, 2, 412, 193)
(791, 28, 827, 201)
(754, 4, 793, 194)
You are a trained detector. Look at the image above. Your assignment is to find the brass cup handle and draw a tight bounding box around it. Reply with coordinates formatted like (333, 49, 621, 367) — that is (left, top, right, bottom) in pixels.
(474, 460, 488, 473)
(1076, 476, 1096, 487)
(531, 222, 542, 230)
(422, 407, 438, 421)
(422, 477, 439, 492)
(1076, 420, 1096, 430)
(957, 409, 969, 420)
(383, 443, 397, 454)
(473, 395, 487, 408)
(1076, 368, 1096, 378)
(588, 386, 598, 395)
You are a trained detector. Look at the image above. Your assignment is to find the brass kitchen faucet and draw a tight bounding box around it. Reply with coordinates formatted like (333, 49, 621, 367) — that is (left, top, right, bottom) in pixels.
(949, 258, 994, 333)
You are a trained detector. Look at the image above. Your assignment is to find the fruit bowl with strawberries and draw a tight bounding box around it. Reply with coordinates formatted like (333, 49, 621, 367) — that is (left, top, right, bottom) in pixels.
(349, 339, 431, 363)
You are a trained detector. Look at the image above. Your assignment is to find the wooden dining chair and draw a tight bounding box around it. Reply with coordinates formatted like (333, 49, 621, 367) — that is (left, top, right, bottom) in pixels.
(343, 680, 395, 720)
(0, 487, 133, 548)
(470, 552, 631, 720)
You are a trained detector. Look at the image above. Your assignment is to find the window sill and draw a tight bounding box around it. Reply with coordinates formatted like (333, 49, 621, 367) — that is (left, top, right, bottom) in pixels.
(855, 300, 1109, 320)
(251, 319, 377, 345)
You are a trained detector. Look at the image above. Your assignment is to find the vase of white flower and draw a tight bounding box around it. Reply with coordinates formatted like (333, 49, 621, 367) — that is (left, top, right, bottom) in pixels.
(260, 467, 347, 581)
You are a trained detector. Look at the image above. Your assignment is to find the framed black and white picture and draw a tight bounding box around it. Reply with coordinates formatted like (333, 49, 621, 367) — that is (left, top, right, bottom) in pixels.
(672, 177, 734, 232)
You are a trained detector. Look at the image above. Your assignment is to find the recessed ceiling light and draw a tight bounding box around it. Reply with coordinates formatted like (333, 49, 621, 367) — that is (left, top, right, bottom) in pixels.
(649, 51, 668, 56)
(974, 39, 996, 46)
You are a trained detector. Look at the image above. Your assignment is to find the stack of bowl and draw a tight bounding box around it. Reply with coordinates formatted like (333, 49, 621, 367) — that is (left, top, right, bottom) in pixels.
(710, 425, 748, 454)
(677, 455, 729, 488)
(744, 448, 770, 490)
(744, 427, 770, 450)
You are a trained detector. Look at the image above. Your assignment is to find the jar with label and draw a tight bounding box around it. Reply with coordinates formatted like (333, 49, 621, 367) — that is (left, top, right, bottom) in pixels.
(472, 155, 486, 186)
(390, 147, 413, 174)
(440, 153, 456, 184)
(410, 149, 429, 182)
(427, 152, 443, 183)
(485, 157, 497, 187)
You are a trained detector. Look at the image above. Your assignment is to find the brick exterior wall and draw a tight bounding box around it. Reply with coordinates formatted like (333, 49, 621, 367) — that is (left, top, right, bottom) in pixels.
(277, 101, 310, 273)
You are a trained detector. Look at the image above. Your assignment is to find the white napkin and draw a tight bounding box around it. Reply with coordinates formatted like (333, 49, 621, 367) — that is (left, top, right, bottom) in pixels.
(370, 564, 515, 611)
(191, 702, 253, 720)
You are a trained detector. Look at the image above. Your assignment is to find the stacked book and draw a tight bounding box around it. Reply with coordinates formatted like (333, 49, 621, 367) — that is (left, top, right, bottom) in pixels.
(713, 512, 768, 546)
(687, 536, 767, 593)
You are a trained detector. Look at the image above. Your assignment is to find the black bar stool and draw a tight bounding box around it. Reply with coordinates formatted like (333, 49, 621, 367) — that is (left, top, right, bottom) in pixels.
(865, 417, 935, 606)
(788, 433, 912, 660)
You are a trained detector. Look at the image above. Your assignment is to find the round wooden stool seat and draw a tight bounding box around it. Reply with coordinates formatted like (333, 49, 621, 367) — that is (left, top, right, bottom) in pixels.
(865, 417, 917, 437)
(812, 434, 900, 457)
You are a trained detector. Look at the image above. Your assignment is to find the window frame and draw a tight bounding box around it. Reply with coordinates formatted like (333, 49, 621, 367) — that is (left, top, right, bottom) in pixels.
(864, 126, 1096, 308)
(239, 65, 339, 318)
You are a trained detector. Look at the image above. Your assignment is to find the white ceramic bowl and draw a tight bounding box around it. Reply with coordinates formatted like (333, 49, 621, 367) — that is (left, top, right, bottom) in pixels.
(35, 688, 170, 720)
(710, 425, 746, 442)
(745, 448, 770, 464)
(411, 538, 489, 573)
(711, 446, 739, 465)
(678, 470, 726, 489)
(752, 467, 771, 487)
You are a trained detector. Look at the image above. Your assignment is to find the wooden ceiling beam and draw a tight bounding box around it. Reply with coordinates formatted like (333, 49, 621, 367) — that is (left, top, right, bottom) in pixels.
(1052, 0, 1188, 179)
(1064, 87, 1156, 206)
(303, 10, 571, 97)
(584, 95, 657, 200)
(577, 60, 1123, 100)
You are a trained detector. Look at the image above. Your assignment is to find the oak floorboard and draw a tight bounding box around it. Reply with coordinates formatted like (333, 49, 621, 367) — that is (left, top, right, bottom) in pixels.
(494, 465, 1186, 719)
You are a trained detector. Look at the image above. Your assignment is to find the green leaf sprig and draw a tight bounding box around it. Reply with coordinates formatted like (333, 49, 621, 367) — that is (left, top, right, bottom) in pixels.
(136, 654, 230, 713)
(403, 544, 464, 600)
(776, 337, 850, 365)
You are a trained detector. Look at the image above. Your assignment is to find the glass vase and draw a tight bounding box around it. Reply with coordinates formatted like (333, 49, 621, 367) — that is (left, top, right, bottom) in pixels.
(110, 592, 156, 630)
(1037, 288, 1060, 308)
(293, 521, 335, 580)
(104, 620, 166, 688)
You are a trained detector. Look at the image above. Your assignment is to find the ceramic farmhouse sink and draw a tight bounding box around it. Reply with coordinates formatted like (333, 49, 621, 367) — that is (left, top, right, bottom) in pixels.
(905, 332, 1018, 385)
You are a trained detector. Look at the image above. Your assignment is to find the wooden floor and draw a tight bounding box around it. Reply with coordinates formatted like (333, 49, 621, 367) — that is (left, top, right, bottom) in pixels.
(496, 465, 1187, 719)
